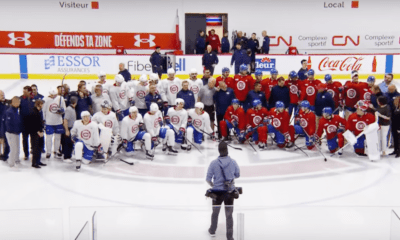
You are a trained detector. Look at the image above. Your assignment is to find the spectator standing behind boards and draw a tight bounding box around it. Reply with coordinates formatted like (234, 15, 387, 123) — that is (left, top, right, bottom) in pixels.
(195, 30, 206, 55)
(5, 97, 22, 168)
(202, 45, 219, 76)
(91, 85, 111, 114)
(247, 33, 260, 73)
(298, 59, 308, 80)
(206, 141, 240, 239)
(214, 81, 235, 139)
(61, 96, 77, 163)
(0, 90, 11, 162)
(19, 86, 35, 161)
(150, 46, 163, 79)
(261, 30, 270, 54)
(177, 80, 195, 110)
(25, 99, 46, 168)
(379, 73, 394, 93)
(230, 42, 247, 74)
(206, 29, 221, 53)
(269, 77, 290, 110)
(198, 79, 217, 135)
(232, 31, 247, 51)
(221, 32, 230, 53)
(118, 63, 131, 82)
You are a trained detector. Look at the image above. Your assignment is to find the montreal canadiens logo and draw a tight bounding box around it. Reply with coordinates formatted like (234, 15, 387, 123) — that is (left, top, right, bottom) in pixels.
(253, 116, 262, 125)
(237, 81, 246, 90)
(119, 90, 126, 99)
(364, 92, 371, 101)
(104, 120, 113, 128)
(154, 119, 158, 128)
(103, 89, 108, 94)
(131, 125, 138, 133)
(170, 85, 179, 94)
(171, 115, 180, 124)
(193, 119, 202, 128)
(306, 86, 315, 96)
(347, 89, 356, 99)
(137, 90, 146, 99)
(49, 103, 58, 113)
(327, 125, 337, 134)
(81, 130, 91, 140)
(300, 118, 308, 128)
(356, 121, 366, 131)
(327, 89, 335, 98)
(290, 85, 298, 94)
(273, 118, 281, 128)
(232, 115, 239, 122)
(190, 85, 200, 94)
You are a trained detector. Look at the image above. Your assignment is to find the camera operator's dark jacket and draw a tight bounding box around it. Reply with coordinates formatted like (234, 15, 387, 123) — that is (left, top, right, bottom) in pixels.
(206, 156, 240, 191)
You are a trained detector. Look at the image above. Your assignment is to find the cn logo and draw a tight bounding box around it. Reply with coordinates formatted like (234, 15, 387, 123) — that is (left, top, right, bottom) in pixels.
(8, 33, 31, 46)
(134, 34, 156, 47)
(332, 36, 360, 46)
(269, 36, 292, 47)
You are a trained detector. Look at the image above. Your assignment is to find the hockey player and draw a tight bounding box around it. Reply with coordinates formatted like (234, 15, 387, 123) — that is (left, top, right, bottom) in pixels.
(149, 73, 162, 95)
(316, 107, 346, 154)
(266, 101, 294, 148)
(109, 74, 134, 121)
(285, 71, 300, 116)
(261, 68, 279, 95)
(71, 111, 101, 170)
(164, 98, 189, 150)
(346, 100, 376, 156)
(90, 71, 110, 95)
(361, 75, 375, 102)
(325, 74, 343, 114)
(43, 88, 66, 158)
(343, 70, 361, 119)
(129, 74, 149, 117)
(300, 69, 321, 111)
(120, 106, 154, 159)
(215, 67, 233, 88)
(160, 68, 181, 110)
(187, 102, 214, 145)
(231, 64, 252, 106)
(294, 101, 316, 150)
(144, 103, 178, 154)
(188, 68, 203, 101)
(245, 99, 269, 149)
(219, 99, 246, 142)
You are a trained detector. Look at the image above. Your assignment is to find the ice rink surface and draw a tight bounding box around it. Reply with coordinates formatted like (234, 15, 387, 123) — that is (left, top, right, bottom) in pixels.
(1, 79, 400, 240)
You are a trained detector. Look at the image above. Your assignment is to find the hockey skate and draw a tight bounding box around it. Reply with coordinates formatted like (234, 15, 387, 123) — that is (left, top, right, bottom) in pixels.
(46, 153, 51, 159)
(146, 150, 154, 160)
(76, 160, 81, 171)
(258, 143, 265, 149)
(162, 144, 168, 152)
(186, 145, 192, 152)
(167, 145, 178, 155)
(181, 144, 187, 150)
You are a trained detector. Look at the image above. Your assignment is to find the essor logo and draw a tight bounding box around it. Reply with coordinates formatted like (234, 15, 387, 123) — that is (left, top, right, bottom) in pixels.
(318, 57, 363, 71)
(104, 120, 113, 128)
(306, 86, 315, 96)
(253, 116, 262, 125)
(134, 34, 156, 47)
(131, 125, 138, 133)
(332, 36, 360, 46)
(171, 116, 180, 124)
(356, 121, 366, 131)
(290, 85, 298, 94)
(255, 58, 276, 71)
(347, 89, 357, 99)
(49, 103, 59, 113)
(136, 90, 146, 99)
(300, 118, 308, 128)
(44, 55, 100, 70)
(8, 33, 31, 46)
(364, 92, 371, 101)
(327, 89, 335, 98)
(327, 125, 337, 134)
(81, 129, 91, 140)
(170, 85, 179, 94)
(193, 119, 202, 128)
(269, 36, 292, 47)
(190, 85, 200, 94)
(237, 81, 246, 90)
(272, 118, 281, 128)
(119, 90, 126, 99)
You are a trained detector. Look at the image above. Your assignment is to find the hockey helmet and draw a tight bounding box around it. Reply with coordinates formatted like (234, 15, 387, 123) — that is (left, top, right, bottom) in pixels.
(167, 68, 175, 75)
(355, 100, 368, 111)
(81, 111, 91, 118)
(252, 99, 262, 108)
(322, 107, 333, 116)
(101, 99, 112, 109)
(275, 101, 285, 109)
(324, 74, 332, 82)
(255, 69, 263, 76)
(239, 64, 248, 72)
(232, 99, 240, 105)
(49, 87, 58, 96)
(139, 74, 148, 82)
(150, 103, 159, 113)
(270, 68, 278, 75)
(190, 68, 197, 74)
(115, 74, 124, 83)
(175, 98, 185, 106)
(307, 69, 315, 76)
(289, 71, 298, 79)
(222, 67, 230, 74)
(129, 106, 138, 113)
(98, 71, 106, 78)
(195, 102, 204, 110)
(300, 100, 310, 109)
(367, 75, 376, 83)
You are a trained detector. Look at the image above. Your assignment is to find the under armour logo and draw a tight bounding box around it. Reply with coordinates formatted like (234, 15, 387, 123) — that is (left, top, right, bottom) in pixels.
(8, 33, 31, 46)
(134, 34, 156, 47)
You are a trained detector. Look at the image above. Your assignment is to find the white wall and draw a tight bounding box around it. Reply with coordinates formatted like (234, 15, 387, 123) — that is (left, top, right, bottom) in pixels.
(0, 0, 399, 54)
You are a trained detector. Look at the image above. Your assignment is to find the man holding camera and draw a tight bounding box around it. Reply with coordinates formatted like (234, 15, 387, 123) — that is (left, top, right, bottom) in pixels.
(206, 141, 240, 239)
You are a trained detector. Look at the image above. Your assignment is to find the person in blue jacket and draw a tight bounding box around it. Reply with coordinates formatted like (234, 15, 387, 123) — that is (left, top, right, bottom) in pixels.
(176, 81, 195, 110)
(118, 63, 131, 82)
(298, 59, 308, 80)
(149, 46, 163, 79)
(232, 31, 248, 51)
(195, 30, 206, 55)
(269, 77, 290, 110)
(214, 82, 236, 139)
(145, 84, 163, 112)
(230, 43, 247, 74)
(20, 86, 35, 160)
(202, 45, 219, 76)
(31, 84, 44, 100)
(5, 97, 22, 167)
(315, 83, 335, 117)
(245, 82, 267, 111)
(221, 32, 230, 53)
(261, 30, 270, 54)
(0, 90, 10, 162)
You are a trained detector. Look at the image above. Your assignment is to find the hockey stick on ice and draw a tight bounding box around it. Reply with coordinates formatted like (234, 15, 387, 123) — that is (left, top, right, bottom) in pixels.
(198, 128, 242, 151)
(169, 124, 203, 154)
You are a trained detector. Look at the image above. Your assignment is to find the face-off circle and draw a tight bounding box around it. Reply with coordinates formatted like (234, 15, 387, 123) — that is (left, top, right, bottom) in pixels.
(137, 91, 146, 99)
(290, 85, 298, 94)
(253, 116, 262, 125)
(193, 119, 202, 128)
(273, 118, 281, 128)
(170, 85, 179, 94)
(171, 115, 180, 125)
(104, 120, 113, 128)
(49, 103, 59, 113)
(327, 125, 337, 134)
(347, 89, 356, 99)
(356, 121, 366, 131)
(237, 81, 246, 90)
(81, 129, 91, 140)
(306, 86, 315, 96)
(119, 90, 126, 99)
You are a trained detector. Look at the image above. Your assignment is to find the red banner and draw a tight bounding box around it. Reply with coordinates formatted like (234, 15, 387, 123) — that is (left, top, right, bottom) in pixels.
(0, 31, 178, 50)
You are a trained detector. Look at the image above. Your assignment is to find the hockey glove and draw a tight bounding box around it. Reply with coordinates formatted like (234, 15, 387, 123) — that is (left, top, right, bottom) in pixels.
(187, 117, 192, 126)
(151, 136, 158, 142)
(164, 116, 171, 125)
(284, 132, 291, 143)
(122, 139, 128, 149)
(246, 127, 253, 134)
(158, 120, 163, 127)
(139, 123, 145, 131)
(97, 144, 104, 154)
(263, 117, 270, 124)
(129, 99, 135, 106)
(179, 127, 185, 135)
(315, 137, 322, 145)
(72, 135, 78, 143)
(163, 101, 169, 109)
(231, 119, 238, 128)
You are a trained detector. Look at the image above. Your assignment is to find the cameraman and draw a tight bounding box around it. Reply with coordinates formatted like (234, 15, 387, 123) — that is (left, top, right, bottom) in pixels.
(206, 141, 240, 239)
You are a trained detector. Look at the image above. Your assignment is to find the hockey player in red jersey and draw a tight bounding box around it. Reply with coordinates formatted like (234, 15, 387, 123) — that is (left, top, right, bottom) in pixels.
(360, 76, 375, 102)
(261, 68, 279, 96)
(215, 67, 233, 88)
(245, 99, 269, 149)
(343, 70, 361, 119)
(285, 71, 300, 116)
(232, 64, 253, 105)
(325, 74, 343, 114)
(266, 101, 295, 148)
(346, 100, 376, 156)
(219, 99, 246, 142)
(300, 69, 321, 111)
(316, 107, 346, 154)
(294, 100, 316, 150)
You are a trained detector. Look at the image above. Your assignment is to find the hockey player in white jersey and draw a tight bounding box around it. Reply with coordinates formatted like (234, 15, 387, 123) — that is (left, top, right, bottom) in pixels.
(43, 87, 66, 159)
(149, 73, 162, 95)
(187, 102, 214, 145)
(71, 111, 101, 170)
(120, 106, 154, 159)
(188, 68, 203, 101)
(144, 103, 178, 154)
(128, 74, 149, 117)
(92, 99, 120, 158)
(160, 68, 181, 114)
(89, 71, 111, 96)
(109, 74, 134, 121)
(165, 98, 189, 150)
